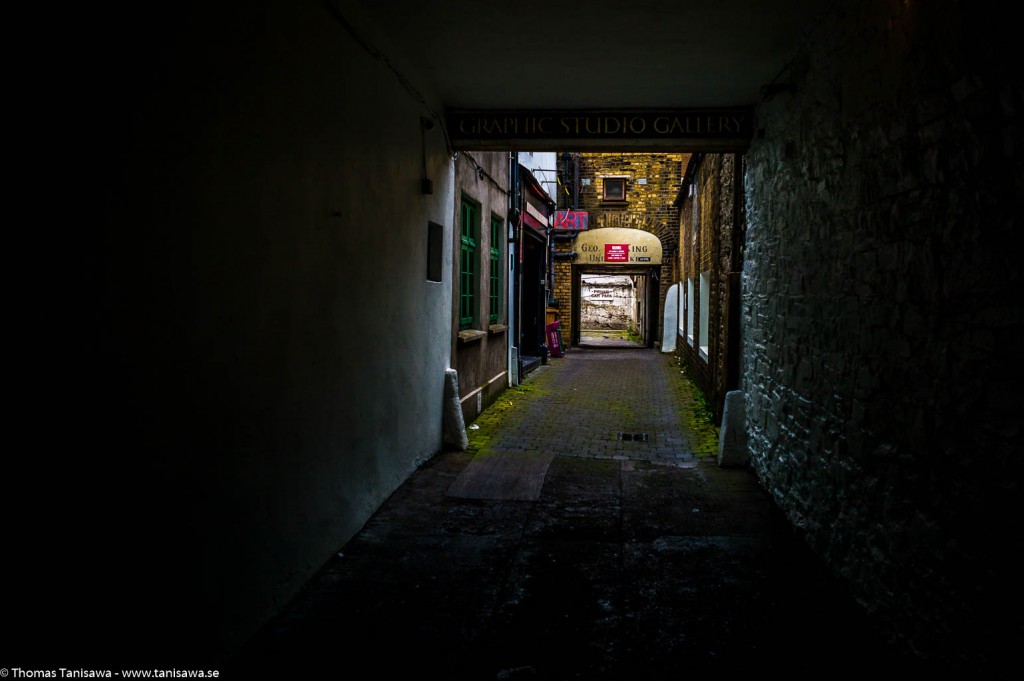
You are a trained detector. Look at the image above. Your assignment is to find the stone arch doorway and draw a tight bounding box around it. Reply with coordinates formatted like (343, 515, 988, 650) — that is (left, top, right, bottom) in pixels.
(563, 228, 664, 348)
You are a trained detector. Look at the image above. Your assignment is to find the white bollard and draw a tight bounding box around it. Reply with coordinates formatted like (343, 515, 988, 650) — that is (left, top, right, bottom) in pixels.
(717, 390, 749, 468)
(442, 368, 469, 451)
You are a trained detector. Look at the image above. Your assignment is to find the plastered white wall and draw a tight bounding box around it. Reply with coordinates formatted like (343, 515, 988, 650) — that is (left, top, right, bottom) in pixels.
(61, 0, 456, 662)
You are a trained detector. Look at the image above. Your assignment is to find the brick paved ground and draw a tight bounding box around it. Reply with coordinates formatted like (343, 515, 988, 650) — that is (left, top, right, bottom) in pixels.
(470, 346, 720, 463)
(230, 346, 920, 679)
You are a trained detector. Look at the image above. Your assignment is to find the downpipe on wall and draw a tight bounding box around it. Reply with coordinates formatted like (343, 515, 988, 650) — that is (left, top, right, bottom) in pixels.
(508, 151, 520, 386)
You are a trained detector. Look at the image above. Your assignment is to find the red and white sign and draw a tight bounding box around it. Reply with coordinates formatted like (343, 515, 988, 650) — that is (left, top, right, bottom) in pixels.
(524, 202, 549, 226)
(604, 243, 629, 262)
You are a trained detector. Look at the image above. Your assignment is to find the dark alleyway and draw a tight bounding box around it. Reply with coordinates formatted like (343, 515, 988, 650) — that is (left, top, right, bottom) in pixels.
(228, 348, 927, 679)
(12, 2, 1016, 677)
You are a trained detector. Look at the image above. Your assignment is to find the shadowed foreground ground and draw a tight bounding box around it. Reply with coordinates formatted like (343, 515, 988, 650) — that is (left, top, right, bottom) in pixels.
(229, 348, 923, 679)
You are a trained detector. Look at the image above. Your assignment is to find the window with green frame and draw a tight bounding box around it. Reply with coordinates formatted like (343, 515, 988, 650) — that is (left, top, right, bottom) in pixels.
(459, 199, 478, 328)
(489, 215, 502, 324)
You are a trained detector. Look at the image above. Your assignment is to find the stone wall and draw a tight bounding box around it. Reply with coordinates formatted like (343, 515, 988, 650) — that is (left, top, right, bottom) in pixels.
(743, 0, 1021, 668)
(581, 275, 633, 329)
(581, 300, 631, 329)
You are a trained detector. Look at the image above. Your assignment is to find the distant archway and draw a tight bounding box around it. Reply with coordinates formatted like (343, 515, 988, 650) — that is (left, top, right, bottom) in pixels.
(566, 228, 663, 348)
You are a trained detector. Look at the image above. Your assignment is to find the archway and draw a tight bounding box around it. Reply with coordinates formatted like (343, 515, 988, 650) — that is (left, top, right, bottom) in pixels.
(564, 227, 663, 348)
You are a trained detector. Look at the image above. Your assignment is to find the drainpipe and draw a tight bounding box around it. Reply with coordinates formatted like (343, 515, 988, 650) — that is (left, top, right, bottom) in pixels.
(572, 154, 579, 208)
(547, 223, 556, 307)
(560, 152, 570, 210)
(509, 152, 520, 385)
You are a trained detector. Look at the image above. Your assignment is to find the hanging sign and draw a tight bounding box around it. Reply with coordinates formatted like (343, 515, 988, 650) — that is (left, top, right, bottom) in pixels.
(553, 210, 589, 231)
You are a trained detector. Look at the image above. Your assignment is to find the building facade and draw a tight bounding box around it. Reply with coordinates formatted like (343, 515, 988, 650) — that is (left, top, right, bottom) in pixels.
(675, 153, 744, 421)
(511, 160, 556, 376)
(451, 151, 511, 426)
(552, 153, 685, 347)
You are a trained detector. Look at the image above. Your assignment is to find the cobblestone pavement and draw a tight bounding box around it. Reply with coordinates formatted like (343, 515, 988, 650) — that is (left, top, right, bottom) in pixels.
(469, 347, 720, 463)
(230, 346, 919, 679)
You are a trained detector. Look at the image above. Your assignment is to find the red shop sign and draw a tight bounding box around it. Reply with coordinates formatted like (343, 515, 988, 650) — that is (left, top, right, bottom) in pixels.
(553, 210, 589, 231)
(605, 243, 629, 262)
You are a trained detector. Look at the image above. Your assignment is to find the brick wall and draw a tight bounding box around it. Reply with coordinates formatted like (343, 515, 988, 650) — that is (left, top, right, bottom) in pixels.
(551, 246, 573, 339)
(675, 154, 739, 420)
(743, 0, 1020, 667)
(561, 153, 684, 344)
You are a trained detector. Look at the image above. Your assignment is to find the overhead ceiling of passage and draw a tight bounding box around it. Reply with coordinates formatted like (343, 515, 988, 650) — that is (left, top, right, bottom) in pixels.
(347, 0, 825, 110)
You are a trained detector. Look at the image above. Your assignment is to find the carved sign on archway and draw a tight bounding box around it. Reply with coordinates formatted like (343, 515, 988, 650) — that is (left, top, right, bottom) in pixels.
(446, 108, 753, 152)
(573, 228, 663, 266)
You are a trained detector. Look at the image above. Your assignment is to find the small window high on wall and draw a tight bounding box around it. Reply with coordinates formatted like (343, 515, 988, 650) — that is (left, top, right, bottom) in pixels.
(603, 177, 626, 202)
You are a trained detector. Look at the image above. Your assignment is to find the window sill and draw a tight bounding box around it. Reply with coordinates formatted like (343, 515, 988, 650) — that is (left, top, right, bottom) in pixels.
(488, 324, 508, 335)
(458, 329, 487, 344)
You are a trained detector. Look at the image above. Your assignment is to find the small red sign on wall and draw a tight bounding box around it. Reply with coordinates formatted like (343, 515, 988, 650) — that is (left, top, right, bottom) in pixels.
(605, 243, 629, 262)
(553, 210, 589, 231)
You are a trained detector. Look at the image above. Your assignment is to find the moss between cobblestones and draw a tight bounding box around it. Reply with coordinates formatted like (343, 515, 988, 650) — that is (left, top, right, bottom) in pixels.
(505, 381, 550, 398)
(465, 371, 551, 452)
(465, 354, 720, 460)
(665, 355, 720, 459)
